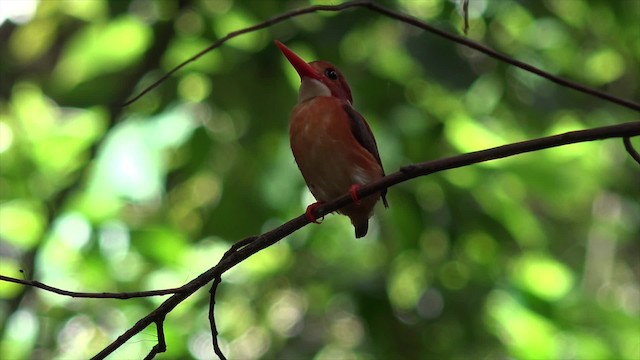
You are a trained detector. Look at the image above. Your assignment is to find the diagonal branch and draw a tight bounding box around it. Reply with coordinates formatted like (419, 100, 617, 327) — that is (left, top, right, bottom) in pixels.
(87, 121, 640, 359)
(359, 2, 638, 111)
(123, 0, 640, 111)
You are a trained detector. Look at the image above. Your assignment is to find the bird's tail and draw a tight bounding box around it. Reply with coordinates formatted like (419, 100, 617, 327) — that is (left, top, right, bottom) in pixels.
(353, 220, 369, 238)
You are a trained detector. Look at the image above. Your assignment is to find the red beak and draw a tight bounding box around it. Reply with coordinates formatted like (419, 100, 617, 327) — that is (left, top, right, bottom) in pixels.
(275, 40, 321, 80)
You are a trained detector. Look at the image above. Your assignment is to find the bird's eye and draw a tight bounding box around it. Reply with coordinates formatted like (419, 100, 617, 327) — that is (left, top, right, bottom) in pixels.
(325, 68, 338, 80)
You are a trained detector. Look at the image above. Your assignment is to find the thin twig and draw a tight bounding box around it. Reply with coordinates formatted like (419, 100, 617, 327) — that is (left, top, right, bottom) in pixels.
(209, 277, 227, 360)
(88, 121, 640, 359)
(462, 0, 470, 35)
(623, 136, 640, 165)
(223, 236, 257, 259)
(0, 235, 261, 302)
(122, 2, 364, 106)
(123, 0, 640, 112)
(0, 275, 182, 299)
(143, 316, 167, 360)
(360, 2, 639, 111)
(1, 2, 635, 359)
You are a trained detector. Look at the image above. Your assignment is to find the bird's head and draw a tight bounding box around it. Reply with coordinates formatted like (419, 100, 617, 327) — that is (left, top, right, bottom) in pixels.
(275, 40, 353, 104)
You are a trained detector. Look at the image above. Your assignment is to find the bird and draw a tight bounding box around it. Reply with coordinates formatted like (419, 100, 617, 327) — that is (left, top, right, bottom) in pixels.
(275, 40, 388, 238)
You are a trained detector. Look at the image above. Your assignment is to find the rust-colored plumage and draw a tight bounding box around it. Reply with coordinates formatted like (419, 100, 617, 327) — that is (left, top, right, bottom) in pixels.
(276, 41, 388, 238)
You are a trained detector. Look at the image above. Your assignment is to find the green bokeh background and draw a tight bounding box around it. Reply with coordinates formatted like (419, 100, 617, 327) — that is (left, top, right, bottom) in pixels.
(0, 0, 638, 359)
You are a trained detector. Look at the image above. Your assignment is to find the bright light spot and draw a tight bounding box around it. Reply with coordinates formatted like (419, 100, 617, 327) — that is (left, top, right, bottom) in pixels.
(189, 331, 220, 360)
(0, 121, 14, 153)
(528, 18, 567, 49)
(398, 0, 444, 19)
(388, 251, 427, 310)
(545, 0, 588, 27)
(229, 327, 270, 360)
(444, 166, 478, 188)
(496, 2, 534, 40)
(511, 254, 574, 301)
(53, 16, 152, 89)
(56, 316, 97, 358)
(330, 312, 365, 348)
(200, 0, 232, 15)
(463, 231, 497, 265)
(0, 0, 38, 24)
(145, 269, 184, 296)
(619, 285, 640, 315)
(175, 10, 204, 35)
(371, 33, 421, 82)
(9, 14, 56, 62)
(585, 48, 625, 85)
(445, 112, 505, 153)
(179, 73, 211, 102)
(0, 200, 46, 249)
(465, 74, 503, 115)
(268, 290, 307, 337)
(189, 173, 221, 206)
(2, 309, 37, 359)
(486, 290, 560, 358)
(61, 0, 106, 21)
(93, 121, 161, 201)
(212, 10, 262, 50)
(6, 309, 38, 342)
(151, 105, 200, 147)
(242, 242, 292, 279)
(0, 259, 24, 297)
(99, 220, 130, 262)
(53, 212, 92, 250)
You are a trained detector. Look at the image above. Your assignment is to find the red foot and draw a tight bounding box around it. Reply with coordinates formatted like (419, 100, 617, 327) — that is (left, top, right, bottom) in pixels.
(349, 184, 362, 205)
(305, 202, 324, 224)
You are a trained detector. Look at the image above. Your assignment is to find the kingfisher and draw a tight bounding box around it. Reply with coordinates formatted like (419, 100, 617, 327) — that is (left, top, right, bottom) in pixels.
(275, 40, 388, 238)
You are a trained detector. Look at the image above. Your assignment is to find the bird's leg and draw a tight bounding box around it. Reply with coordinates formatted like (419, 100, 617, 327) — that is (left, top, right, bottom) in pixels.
(349, 184, 362, 205)
(305, 202, 324, 224)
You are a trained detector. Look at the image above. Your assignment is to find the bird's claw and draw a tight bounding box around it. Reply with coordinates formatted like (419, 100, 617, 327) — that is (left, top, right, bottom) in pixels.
(305, 202, 324, 224)
(349, 184, 362, 205)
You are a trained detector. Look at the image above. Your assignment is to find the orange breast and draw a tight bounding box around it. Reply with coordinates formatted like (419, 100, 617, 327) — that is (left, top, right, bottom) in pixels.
(289, 96, 383, 204)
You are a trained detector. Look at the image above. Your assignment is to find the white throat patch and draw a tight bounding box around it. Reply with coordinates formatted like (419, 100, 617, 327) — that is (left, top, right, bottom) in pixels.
(298, 78, 331, 103)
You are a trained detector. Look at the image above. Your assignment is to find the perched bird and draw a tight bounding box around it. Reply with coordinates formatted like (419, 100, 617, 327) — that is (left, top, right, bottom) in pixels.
(275, 40, 388, 238)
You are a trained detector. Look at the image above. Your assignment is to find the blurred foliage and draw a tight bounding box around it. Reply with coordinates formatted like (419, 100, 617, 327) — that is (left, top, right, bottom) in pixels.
(0, 0, 639, 359)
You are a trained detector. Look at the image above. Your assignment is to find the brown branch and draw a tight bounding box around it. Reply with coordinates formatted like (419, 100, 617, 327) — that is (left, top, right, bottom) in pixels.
(624, 136, 640, 164)
(0, 275, 182, 299)
(462, 0, 470, 35)
(143, 316, 167, 360)
(123, 0, 640, 112)
(209, 277, 226, 360)
(85, 121, 640, 359)
(2, 3, 634, 359)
